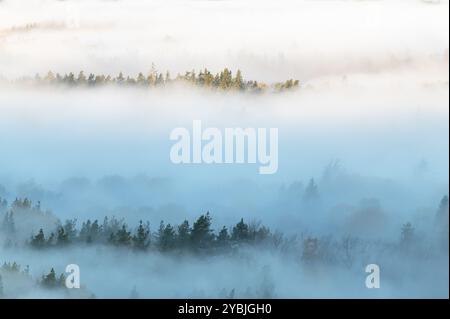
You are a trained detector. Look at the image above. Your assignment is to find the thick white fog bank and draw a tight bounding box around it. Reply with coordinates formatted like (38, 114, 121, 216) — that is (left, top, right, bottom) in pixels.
(0, 0, 448, 81)
(0, 66, 447, 182)
(0, 245, 447, 298)
(0, 66, 447, 234)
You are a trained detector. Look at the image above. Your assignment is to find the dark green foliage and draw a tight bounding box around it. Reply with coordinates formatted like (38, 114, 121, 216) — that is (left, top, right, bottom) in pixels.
(23, 205, 295, 254)
(41, 268, 57, 287)
(191, 212, 214, 249)
(132, 220, 150, 250)
(177, 220, 191, 249)
(158, 221, 176, 251)
(216, 226, 231, 248)
(111, 224, 132, 246)
(63, 219, 77, 242)
(30, 229, 46, 248)
(79, 219, 100, 243)
(232, 218, 249, 242)
(56, 226, 69, 246)
(41, 268, 65, 289)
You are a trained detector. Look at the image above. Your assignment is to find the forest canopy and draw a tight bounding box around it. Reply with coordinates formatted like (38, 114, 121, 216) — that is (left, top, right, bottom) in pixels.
(1, 67, 300, 93)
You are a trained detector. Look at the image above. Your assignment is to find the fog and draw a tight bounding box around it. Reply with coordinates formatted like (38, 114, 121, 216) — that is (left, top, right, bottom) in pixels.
(0, 0, 448, 298)
(1, 0, 448, 81)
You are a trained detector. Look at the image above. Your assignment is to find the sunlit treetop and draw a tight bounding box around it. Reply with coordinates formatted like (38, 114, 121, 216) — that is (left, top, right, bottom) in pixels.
(6, 68, 300, 93)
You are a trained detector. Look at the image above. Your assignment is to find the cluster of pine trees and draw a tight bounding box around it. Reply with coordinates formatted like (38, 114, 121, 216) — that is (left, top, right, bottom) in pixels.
(1, 195, 448, 262)
(26, 212, 278, 253)
(0, 261, 66, 291)
(12, 67, 299, 92)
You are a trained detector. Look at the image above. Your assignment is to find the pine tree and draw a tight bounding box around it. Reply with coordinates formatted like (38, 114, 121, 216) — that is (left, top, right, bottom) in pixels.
(56, 226, 69, 246)
(158, 221, 176, 251)
(77, 71, 87, 85)
(232, 218, 250, 242)
(177, 220, 191, 248)
(114, 224, 132, 246)
(88, 73, 96, 86)
(79, 220, 91, 242)
(116, 72, 125, 84)
(137, 72, 146, 86)
(219, 68, 232, 89)
(233, 69, 245, 90)
(89, 220, 100, 243)
(30, 229, 46, 248)
(217, 226, 230, 247)
(254, 225, 271, 243)
(191, 212, 214, 249)
(63, 219, 77, 242)
(133, 220, 150, 250)
(44, 71, 55, 83)
(41, 268, 58, 288)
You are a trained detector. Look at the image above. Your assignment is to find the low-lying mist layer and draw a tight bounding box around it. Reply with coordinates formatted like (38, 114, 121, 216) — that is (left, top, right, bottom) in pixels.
(0, 195, 448, 298)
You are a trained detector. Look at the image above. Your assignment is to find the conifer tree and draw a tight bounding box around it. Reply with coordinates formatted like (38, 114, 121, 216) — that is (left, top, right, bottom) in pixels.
(177, 220, 191, 248)
(158, 221, 176, 251)
(132, 220, 150, 250)
(217, 226, 230, 247)
(232, 218, 249, 242)
(114, 224, 132, 246)
(41, 268, 57, 288)
(191, 212, 214, 249)
(56, 226, 69, 246)
(30, 229, 46, 248)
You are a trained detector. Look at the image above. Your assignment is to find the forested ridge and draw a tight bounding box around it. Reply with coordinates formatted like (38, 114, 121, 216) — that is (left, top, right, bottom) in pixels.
(0, 195, 448, 297)
(1, 67, 300, 92)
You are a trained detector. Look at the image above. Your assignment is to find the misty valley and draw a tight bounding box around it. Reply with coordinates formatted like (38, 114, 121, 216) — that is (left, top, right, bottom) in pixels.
(0, 173, 448, 298)
(0, 0, 448, 300)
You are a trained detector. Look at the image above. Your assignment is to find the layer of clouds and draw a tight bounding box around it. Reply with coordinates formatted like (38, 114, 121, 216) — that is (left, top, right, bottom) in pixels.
(0, 0, 448, 81)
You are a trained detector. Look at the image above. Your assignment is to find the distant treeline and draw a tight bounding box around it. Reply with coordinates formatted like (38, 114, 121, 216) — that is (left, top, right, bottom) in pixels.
(5, 67, 300, 92)
(1, 198, 283, 253)
(1, 195, 448, 259)
(27, 213, 278, 252)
